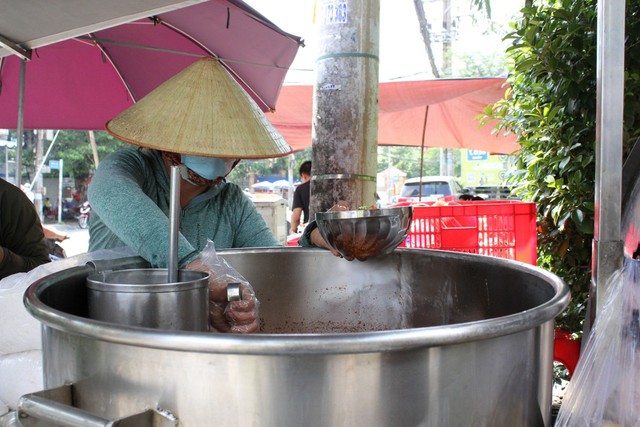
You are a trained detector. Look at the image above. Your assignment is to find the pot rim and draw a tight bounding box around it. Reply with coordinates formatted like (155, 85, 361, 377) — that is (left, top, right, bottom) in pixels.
(86, 268, 209, 293)
(24, 248, 569, 356)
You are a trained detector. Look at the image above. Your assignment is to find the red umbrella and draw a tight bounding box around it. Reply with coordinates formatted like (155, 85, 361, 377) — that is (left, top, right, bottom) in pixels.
(268, 78, 519, 155)
(0, 0, 302, 130)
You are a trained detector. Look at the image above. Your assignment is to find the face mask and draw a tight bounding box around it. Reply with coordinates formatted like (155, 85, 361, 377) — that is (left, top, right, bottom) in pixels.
(181, 155, 237, 180)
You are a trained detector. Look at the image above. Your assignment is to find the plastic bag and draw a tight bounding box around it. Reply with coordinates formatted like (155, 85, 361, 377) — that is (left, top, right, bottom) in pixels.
(196, 240, 260, 333)
(0, 247, 138, 356)
(555, 257, 640, 426)
(0, 246, 138, 415)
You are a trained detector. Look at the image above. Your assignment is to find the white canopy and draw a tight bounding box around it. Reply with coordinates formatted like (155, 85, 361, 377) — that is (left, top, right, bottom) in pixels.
(0, 0, 205, 59)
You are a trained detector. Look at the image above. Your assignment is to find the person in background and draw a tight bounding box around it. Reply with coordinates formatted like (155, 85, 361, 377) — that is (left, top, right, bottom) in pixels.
(289, 160, 311, 234)
(0, 179, 50, 279)
(43, 196, 56, 220)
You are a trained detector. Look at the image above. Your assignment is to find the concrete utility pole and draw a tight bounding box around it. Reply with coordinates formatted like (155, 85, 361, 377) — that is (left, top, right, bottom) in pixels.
(34, 130, 44, 219)
(311, 0, 380, 217)
(442, 0, 454, 176)
(442, 0, 452, 76)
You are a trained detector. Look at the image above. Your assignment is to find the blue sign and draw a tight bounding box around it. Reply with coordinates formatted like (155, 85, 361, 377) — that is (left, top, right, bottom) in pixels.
(49, 159, 60, 170)
(467, 150, 489, 161)
(323, 1, 348, 24)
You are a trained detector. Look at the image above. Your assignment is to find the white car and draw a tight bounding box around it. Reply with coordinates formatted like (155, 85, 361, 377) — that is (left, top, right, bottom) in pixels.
(397, 176, 468, 203)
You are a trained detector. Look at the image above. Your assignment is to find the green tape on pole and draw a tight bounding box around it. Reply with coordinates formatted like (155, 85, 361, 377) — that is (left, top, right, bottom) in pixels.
(316, 52, 379, 62)
(312, 174, 376, 182)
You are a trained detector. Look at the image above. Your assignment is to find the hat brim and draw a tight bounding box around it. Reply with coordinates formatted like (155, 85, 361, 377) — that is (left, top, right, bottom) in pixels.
(106, 57, 292, 159)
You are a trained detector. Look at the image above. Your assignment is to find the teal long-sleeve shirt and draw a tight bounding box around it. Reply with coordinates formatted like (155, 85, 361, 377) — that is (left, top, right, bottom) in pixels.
(88, 148, 280, 268)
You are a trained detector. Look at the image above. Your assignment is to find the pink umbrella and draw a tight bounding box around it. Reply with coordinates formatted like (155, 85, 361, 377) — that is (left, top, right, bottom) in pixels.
(0, 0, 302, 130)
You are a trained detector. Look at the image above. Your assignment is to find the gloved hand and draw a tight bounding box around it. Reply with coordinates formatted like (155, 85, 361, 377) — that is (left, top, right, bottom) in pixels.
(209, 281, 260, 334)
(186, 241, 260, 333)
(308, 201, 357, 260)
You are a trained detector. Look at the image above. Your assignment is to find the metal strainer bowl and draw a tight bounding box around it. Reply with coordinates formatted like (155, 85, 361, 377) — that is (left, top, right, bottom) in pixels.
(315, 207, 413, 260)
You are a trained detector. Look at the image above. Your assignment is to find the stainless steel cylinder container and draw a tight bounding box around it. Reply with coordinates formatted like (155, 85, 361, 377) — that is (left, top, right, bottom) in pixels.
(87, 268, 209, 331)
(23, 248, 569, 427)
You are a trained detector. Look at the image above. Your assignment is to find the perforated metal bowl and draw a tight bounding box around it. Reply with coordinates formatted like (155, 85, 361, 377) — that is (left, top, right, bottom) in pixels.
(315, 207, 413, 260)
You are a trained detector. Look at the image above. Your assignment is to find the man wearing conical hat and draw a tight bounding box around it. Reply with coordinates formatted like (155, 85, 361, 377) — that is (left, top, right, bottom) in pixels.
(88, 58, 295, 334)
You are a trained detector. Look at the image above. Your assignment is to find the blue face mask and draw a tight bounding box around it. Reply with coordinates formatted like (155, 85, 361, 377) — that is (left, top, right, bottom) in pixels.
(181, 155, 236, 181)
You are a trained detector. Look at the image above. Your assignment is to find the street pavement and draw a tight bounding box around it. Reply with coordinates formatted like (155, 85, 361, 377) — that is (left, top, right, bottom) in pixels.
(43, 220, 89, 258)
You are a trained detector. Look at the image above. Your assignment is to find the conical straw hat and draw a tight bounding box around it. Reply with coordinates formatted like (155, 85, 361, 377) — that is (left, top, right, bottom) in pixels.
(105, 57, 292, 158)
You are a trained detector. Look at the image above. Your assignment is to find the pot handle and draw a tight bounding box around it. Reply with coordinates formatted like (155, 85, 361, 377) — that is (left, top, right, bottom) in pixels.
(86, 256, 150, 273)
(17, 384, 178, 427)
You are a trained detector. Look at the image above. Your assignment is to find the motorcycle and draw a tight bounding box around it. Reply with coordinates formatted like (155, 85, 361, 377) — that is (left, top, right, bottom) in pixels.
(77, 201, 91, 229)
(43, 226, 67, 260)
(46, 238, 67, 260)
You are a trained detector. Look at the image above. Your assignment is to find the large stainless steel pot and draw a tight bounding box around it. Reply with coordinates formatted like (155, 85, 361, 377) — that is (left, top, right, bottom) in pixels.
(21, 248, 568, 427)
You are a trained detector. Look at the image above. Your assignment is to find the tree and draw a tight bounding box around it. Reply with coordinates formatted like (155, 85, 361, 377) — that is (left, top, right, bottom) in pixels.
(377, 146, 459, 178)
(226, 148, 312, 188)
(8, 130, 38, 183)
(482, 0, 640, 335)
(45, 131, 128, 198)
(413, 0, 441, 78)
(455, 51, 508, 78)
(412, 0, 492, 78)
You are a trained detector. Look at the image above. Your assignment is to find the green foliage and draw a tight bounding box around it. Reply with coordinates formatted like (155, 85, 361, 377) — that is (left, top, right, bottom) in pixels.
(483, 0, 640, 335)
(226, 146, 461, 191)
(227, 148, 313, 187)
(377, 146, 460, 178)
(49, 131, 128, 180)
(455, 51, 508, 78)
(470, 0, 492, 19)
(12, 130, 126, 191)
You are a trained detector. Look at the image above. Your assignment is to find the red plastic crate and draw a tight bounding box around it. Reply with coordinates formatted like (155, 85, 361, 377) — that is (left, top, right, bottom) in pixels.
(287, 234, 301, 246)
(397, 201, 537, 265)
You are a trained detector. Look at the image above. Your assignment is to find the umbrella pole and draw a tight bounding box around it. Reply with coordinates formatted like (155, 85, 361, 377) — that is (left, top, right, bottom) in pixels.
(16, 59, 25, 187)
(168, 166, 181, 283)
(288, 154, 294, 208)
(418, 105, 429, 201)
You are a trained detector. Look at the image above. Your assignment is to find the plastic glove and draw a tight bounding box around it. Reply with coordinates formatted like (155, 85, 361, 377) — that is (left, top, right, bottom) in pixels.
(309, 201, 357, 261)
(186, 240, 260, 333)
(219, 283, 259, 333)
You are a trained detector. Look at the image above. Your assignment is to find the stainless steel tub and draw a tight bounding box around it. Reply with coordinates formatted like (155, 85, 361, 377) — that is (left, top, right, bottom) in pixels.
(22, 248, 569, 427)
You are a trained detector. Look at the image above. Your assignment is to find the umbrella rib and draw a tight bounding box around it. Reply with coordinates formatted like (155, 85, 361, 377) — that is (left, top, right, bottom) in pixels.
(77, 35, 206, 58)
(150, 17, 273, 111)
(79, 35, 292, 69)
(217, 61, 271, 112)
(78, 32, 284, 111)
(83, 35, 137, 103)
